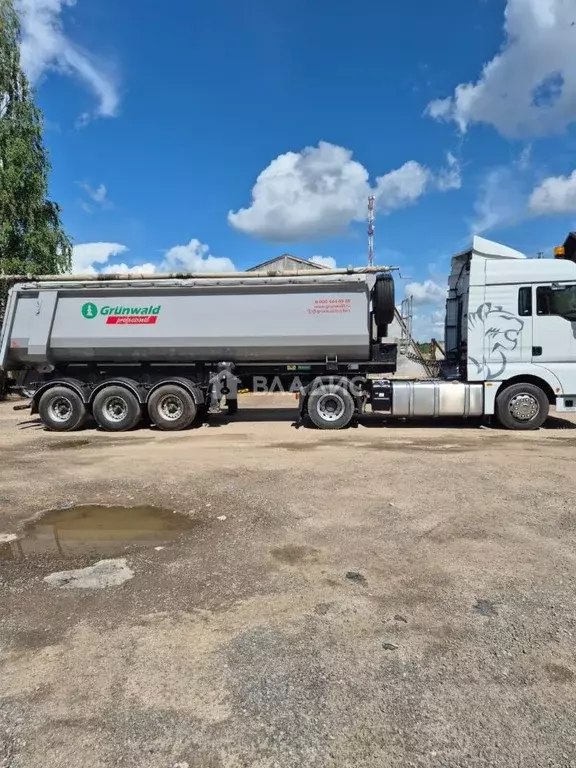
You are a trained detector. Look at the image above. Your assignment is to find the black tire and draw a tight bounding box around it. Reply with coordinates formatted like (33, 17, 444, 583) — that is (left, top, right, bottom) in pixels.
(373, 274, 395, 327)
(147, 384, 197, 431)
(38, 386, 87, 432)
(376, 324, 388, 339)
(92, 385, 142, 432)
(495, 383, 549, 430)
(307, 383, 355, 430)
(227, 398, 239, 416)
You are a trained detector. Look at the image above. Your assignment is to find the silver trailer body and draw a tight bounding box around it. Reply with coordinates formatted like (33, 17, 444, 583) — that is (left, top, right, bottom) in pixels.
(0, 273, 375, 370)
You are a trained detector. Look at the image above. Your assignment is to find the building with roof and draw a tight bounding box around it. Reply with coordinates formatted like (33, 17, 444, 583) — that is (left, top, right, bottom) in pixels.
(246, 254, 327, 272)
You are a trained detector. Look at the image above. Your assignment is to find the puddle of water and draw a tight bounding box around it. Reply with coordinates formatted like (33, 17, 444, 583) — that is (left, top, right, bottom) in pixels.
(0, 505, 196, 562)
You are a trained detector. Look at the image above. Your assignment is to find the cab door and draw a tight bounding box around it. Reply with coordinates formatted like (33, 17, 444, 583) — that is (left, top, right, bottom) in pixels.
(532, 283, 576, 395)
(470, 284, 532, 381)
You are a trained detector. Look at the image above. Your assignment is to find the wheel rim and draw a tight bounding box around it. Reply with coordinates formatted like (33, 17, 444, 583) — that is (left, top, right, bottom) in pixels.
(157, 394, 184, 421)
(48, 396, 73, 423)
(103, 395, 129, 423)
(317, 393, 345, 422)
(508, 393, 539, 422)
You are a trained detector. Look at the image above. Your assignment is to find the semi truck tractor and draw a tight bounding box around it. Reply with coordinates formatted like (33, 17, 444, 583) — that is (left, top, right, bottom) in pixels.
(1, 235, 576, 432)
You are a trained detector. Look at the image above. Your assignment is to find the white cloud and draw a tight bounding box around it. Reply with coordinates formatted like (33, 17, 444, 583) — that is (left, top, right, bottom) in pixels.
(310, 255, 337, 268)
(228, 142, 371, 241)
(518, 145, 532, 171)
(71, 242, 127, 274)
(376, 160, 432, 212)
(472, 168, 518, 234)
(161, 239, 235, 272)
(16, 0, 119, 121)
(529, 170, 576, 214)
(228, 142, 460, 241)
(84, 183, 107, 205)
(78, 181, 110, 211)
(71, 238, 235, 276)
(436, 152, 462, 191)
(468, 146, 535, 235)
(402, 280, 446, 341)
(471, 166, 528, 234)
(100, 262, 156, 275)
(412, 308, 445, 342)
(404, 279, 446, 306)
(426, 0, 576, 138)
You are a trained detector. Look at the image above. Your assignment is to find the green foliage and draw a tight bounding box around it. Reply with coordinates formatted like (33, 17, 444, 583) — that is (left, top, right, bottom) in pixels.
(417, 342, 432, 356)
(0, 0, 71, 278)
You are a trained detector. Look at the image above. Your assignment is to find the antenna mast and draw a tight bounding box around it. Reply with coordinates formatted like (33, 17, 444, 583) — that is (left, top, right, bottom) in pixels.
(367, 195, 375, 266)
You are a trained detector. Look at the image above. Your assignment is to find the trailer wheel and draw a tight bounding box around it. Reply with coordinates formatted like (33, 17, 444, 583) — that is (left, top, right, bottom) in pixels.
(92, 385, 142, 432)
(495, 383, 549, 430)
(227, 398, 239, 416)
(307, 384, 355, 430)
(147, 384, 197, 431)
(38, 386, 87, 432)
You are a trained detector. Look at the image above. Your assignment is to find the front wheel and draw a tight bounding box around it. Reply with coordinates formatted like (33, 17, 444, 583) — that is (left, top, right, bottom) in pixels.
(38, 386, 87, 432)
(306, 384, 355, 430)
(495, 383, 549, 430)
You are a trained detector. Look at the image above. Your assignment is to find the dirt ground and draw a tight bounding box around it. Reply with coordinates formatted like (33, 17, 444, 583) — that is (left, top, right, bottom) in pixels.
(2, 394, 576, 768)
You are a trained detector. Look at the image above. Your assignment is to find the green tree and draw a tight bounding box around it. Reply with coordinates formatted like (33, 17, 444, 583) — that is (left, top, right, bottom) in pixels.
(0, 0, 71, 279)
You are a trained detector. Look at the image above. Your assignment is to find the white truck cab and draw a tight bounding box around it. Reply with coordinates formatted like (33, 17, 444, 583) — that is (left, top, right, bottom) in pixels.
(445, 235, 576, 427)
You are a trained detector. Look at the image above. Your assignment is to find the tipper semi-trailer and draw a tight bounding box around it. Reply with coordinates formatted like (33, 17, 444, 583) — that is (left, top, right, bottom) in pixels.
(2, 235, 576, 432)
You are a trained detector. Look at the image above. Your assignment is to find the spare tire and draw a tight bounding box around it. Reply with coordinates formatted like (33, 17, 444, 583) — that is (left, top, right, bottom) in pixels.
(376, 324, 388, 339)
(373, 274, 395, 326)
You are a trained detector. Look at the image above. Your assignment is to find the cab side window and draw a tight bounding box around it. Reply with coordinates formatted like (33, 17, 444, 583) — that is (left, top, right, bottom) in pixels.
(518, 287, 532, 317)
(536, 286, 552, 315)
(537, 284, 576, 318)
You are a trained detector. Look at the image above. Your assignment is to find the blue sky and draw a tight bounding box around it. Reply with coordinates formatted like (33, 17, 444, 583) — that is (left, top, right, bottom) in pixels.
(14, 0, 576, 336)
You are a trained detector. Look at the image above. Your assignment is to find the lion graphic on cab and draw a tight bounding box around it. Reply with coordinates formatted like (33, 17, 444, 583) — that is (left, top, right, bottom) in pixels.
(468, 303, 524, 380)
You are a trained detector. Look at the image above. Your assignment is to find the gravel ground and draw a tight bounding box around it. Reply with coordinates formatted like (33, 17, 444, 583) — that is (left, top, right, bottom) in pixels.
(1, 395, 576, 767)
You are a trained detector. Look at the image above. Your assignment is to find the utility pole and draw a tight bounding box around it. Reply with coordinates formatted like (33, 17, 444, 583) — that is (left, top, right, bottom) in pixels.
(367, 196, 375, 266)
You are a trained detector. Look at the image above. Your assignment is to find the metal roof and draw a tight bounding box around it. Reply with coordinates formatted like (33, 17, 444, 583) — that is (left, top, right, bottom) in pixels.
(246, 254, 326, 272)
